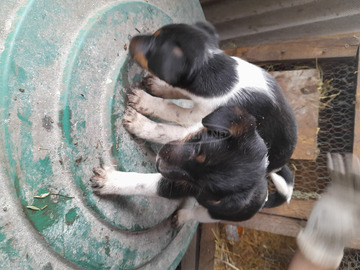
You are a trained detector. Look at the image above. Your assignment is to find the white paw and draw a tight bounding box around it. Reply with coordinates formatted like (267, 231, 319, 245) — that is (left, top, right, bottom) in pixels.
(171, 209, 192, 227)
(143, 76, 169, 97)
(90, 166, 115, 195)
(127, 89, 154, 116)
(122, 106, 146, 136)
(270, 172, 293, 203)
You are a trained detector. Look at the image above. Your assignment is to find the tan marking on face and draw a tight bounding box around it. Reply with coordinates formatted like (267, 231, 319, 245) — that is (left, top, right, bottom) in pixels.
(233, 106, 243, 116)
(229, 123, 243, 137)
(229, 107, 255, 136)
(154, 29, 162, 37)
(195, 154, 206, 163)
(133, 52, 148, 69)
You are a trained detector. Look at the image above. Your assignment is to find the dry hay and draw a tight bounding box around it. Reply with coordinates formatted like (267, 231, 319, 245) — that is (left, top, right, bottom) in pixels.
(214, 225, 297, 270)
(315, 60, 340, 111)
(264, 60, 340, 111)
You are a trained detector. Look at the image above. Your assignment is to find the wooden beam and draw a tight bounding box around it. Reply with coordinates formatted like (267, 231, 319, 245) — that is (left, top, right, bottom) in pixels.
(194, 198, 359, 270)
(234, 213, 360, 249)
(198, 223, 218, 270)
(225, 199, 360, 249)
(271, 69, 321, 160)
(230, 212, 306, 238)
(225, 32, 360, 63)
(181, 228, 199, 270)
(353, 50, 360, 158)
(259, 199, 315, 220)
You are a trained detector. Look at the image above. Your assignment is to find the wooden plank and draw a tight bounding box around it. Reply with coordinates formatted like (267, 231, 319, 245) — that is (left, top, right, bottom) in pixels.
(214, 1, 360, 41)
(227, 212, 360, 249)
(353, 51, 360, 158)
(195, 198, 359, 260)
(202, 0, 314, 25)
(220, 14, 360, 49)
(229, 212, 305, 238)
(224, 32, 360, 62)
(271, 69, 321, 160)
(181, 228, 199, 270)
(198, 223, 218, 270)
(260, 199, 315, 220)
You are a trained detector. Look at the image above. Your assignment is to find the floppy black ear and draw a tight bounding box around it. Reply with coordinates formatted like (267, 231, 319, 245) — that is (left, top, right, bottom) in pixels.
(202, 106, 256, 136)
(195, 21, 220, 46)
(147, 42, 186, 85)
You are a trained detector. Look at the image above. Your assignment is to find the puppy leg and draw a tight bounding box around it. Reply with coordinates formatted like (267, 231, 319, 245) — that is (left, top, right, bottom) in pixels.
(264, 165, 294, 208)
(90, 166, 162, 196)
(173, 205, 219, 226)
(128, 89, 208, 126)
(90, 167, 199, 198)
(123, 107, 202, 144)
(269, 165, 294, 203)
(143, 76, 190, 99)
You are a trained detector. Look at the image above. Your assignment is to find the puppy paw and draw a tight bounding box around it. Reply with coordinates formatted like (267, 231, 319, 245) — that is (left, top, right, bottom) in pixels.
(90, 166, 114, 195)
(142, 76, 168, 97)
(171, 211, 181, 228)
(122, 106, 143, 135)
(171, 209, 188, 228)
(127, 89, 154, 115)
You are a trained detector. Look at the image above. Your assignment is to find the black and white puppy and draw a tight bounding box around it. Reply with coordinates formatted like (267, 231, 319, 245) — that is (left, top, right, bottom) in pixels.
(90, 22, 297, 225)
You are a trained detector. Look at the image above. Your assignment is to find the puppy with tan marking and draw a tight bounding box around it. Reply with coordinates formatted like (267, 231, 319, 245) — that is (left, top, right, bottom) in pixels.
(90, 22, 297, 224)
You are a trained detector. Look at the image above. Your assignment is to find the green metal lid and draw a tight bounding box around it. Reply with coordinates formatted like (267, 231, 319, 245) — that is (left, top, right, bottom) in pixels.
(0, 0, 204, 269)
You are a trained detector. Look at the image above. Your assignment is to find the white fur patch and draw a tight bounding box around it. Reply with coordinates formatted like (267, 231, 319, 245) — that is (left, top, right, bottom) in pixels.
(182, 57, 276, 111)
(270, 172, 293, 203)
(177, 205, 219, 225)
(92, 167, 162, 196)
(263, 155, 270, 169)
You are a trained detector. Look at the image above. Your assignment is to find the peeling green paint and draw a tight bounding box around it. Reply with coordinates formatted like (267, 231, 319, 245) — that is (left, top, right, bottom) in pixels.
(0, 0, 202, 268)
(0, 229, 19, 261)
(65, 207, 79, 226)
(27, 194, 73, 232)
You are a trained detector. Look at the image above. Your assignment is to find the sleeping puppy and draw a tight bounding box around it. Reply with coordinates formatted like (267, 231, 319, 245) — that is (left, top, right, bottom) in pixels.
(90, 22, 297, 224)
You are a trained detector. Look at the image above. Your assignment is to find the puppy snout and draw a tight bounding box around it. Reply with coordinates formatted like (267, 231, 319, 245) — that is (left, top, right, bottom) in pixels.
(157, 144, 177, 169)
(156, 157, 163, 172)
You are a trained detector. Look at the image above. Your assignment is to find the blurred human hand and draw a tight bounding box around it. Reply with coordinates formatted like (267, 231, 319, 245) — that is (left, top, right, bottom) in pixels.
(296, 153, 360, 269)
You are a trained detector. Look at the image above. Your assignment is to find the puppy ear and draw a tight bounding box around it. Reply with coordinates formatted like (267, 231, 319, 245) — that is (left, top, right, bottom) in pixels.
(148, 43, 186, 85)
(195, 21, 220, 46)
(195, 21, 220, 47)
(202, 106, 256, 137)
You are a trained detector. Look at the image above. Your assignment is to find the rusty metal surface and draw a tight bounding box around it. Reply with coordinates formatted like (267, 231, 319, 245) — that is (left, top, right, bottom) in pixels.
(0, 0, 204, 269)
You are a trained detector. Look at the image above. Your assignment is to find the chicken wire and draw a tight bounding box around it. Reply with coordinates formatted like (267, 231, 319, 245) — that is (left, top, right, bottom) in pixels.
(292, 59, 357, 197)
(262, 58, 357, 196)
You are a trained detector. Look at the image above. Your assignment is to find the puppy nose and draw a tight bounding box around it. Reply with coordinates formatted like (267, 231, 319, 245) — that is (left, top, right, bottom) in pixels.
(156, 158, 169, 173)
(156, 158, 161, 172)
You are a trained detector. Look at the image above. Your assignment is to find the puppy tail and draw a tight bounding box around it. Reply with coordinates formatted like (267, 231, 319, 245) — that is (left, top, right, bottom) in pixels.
(263, 165, 294, 208)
